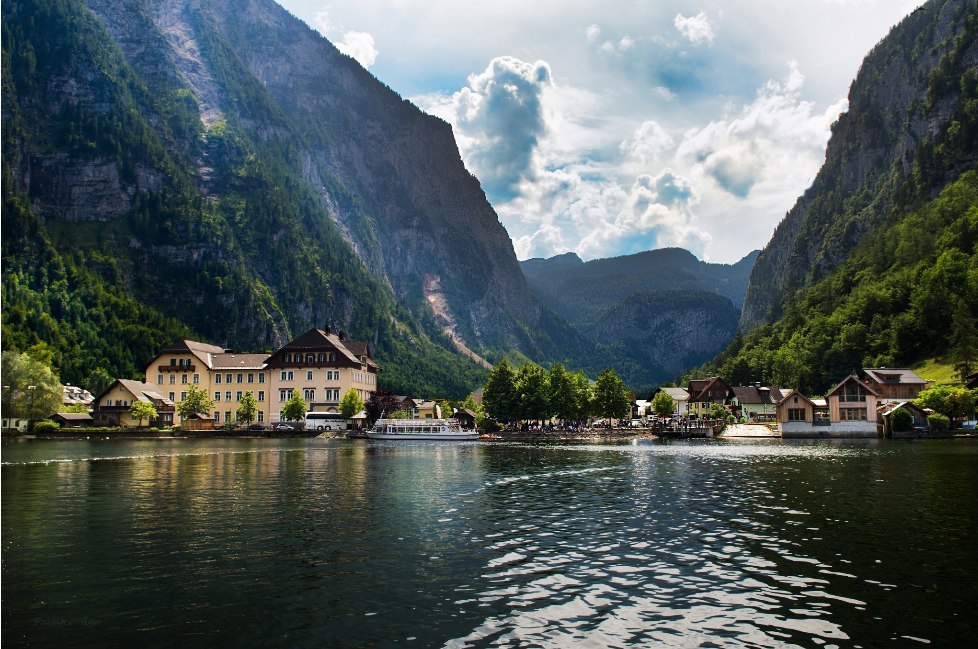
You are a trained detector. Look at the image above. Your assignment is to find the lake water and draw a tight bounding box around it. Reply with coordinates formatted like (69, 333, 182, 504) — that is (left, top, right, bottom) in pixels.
(3, 438, 976, 648)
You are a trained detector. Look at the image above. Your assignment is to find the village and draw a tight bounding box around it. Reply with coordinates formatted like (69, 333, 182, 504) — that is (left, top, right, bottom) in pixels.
(3, 323, 977, 439)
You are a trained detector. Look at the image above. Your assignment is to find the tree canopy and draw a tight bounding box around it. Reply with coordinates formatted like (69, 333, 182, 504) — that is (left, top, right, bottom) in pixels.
(340, 388, 365, 419)
(1, 351, 63, 425)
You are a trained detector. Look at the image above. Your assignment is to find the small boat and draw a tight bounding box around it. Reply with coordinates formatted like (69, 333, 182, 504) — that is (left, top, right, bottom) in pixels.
(367, 418, 479, 440)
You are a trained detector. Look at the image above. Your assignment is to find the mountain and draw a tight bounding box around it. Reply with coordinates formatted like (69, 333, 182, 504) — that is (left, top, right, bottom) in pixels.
(521, 248, 758, 386)
(1, 0, 594, 395)
(741, 0, 978, 331)
(711, 0, 978, 394)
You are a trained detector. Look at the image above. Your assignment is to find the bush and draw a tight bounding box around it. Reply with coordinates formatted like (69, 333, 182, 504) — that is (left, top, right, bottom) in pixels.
(890, 408, 914, 433)
(33, 420, 61, 434)
(927, 413, 951, 433)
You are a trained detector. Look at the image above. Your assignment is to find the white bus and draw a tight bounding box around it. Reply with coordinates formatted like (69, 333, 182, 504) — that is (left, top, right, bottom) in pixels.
(304, 412, 347, 431)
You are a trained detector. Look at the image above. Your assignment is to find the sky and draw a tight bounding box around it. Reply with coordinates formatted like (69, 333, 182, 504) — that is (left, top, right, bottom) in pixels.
(275, 0, 923, 263)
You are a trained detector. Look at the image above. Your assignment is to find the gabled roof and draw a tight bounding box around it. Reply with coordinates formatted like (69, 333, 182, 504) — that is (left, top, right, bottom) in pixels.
(878, 400, 928, 417)
(273, 328, 363, 366)
(99, 380, 176, 406)
(776, 389, 817, 408)
(826, 374, 881, 398)
(53, 412, 94, 421)
(154, 340, 229, 370)
(732, 386, 787, 406)
(861, 368, 927, 385)
(686, 376, 732, 401)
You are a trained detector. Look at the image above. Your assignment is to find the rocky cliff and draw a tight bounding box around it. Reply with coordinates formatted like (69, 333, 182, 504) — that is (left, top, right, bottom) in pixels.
(1, 0, 592, 393)
(741, 0, 978, 330)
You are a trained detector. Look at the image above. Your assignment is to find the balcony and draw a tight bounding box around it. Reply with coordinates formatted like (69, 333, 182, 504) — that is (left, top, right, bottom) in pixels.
(158, 364, 195, 372)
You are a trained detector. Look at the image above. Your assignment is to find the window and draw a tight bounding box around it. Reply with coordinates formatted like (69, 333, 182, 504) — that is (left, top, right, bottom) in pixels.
(237, 373, 243, 384)
(225, 410, 231, 423)
(304, 389, 315, 401)
(226, 374, 232, 384)
(180, 392, 187, 401)
(225, 391, 232, 402)
(306, 353, 315, 363)
(307, 371, 313, 381)
(280, 389, 289, 402)
(169, 392, 175, 401)
(840, 383, 867, 402)
(215, 374, 222, 384)
(170, 358, 177, 366)
(157, 374, 163, 385)
(258, 411, 264, 423)
(284, 353, 292, 363)
(258, 391, 265, 402)
(281, 371, 287, 381)
(181, 374, 188, 384)
(215, 392, 221, 402)
(236, 391, 243, 401)
(258, 373, 265, 384)
(214, 411, 220, 423)
(169, 374, 176, 384)
(788, 408, 806, 421)
(248, 373, 254, 384)
(193, 374, 200, 384)
(318, 353, 326, 363)
(840, 408, 867, 421)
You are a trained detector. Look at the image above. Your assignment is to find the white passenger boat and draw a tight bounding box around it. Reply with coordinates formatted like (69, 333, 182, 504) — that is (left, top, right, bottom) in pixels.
(367, 418, 479, 440)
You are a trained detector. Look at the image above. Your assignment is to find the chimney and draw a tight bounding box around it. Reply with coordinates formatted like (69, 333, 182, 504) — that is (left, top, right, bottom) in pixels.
(325, 325, 332, 335)
(339, 330, 346, 341)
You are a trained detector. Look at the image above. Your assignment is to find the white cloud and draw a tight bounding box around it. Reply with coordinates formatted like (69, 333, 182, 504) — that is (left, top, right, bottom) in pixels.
(620, 120, 674, 165)
(311, 7, 378, 68)
(674, 11, 717, 45)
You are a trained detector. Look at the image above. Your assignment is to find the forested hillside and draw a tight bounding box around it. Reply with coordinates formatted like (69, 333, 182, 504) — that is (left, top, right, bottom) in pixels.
(708, 0, 978, 394)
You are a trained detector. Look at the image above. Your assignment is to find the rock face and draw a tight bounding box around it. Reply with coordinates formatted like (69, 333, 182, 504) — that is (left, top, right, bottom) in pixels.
(1, 0, 590, 391)
(741, 0, 978, 330)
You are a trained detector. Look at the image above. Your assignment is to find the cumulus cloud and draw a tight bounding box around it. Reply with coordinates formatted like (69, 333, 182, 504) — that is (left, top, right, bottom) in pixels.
(312, 8, 378, 69)
(426, 56, 552, 200)
(674, 12, 717, 45)
(677, 61, 844, 199)
(620, 120, 675, 165)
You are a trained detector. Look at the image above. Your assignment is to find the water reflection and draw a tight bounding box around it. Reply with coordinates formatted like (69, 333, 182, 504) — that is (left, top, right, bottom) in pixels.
(3, 438, 977, 648)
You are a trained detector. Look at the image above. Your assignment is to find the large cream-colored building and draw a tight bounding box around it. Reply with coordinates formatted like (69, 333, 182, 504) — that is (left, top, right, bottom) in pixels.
(142, 327, 379, 426)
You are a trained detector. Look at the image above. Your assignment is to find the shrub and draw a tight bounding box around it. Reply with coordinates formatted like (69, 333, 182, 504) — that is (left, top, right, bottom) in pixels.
(927, 413, 951, 433)
(33, 420, 61, 434)
(890, 408, 914, 433)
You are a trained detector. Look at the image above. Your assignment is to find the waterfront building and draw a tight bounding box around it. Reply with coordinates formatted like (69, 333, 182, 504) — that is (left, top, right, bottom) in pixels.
(731, 385, 786, 422)
(651, 387, 691, 418)
(857, 368, 930, 400)
(92, 380, 176, 427)
(685, 377, 734, 418)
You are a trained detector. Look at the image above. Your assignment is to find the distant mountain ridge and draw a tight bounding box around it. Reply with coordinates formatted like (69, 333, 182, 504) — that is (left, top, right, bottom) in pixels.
(521, 248, 758, 386)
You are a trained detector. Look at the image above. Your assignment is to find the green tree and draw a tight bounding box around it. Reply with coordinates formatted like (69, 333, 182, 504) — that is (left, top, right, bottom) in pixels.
(570, 371, 593, 421)
(483, 359, 518, 424)
(927, 412, 951, 433)
(651, 390, 676, 418)
(236, 391, 259, 425)
(917, 385, 975, 422)
(2, 351, 64, 430)
(517, 363, 551, 424)
(709, 403, 729, 420)
(340, 388, 365, 420)
(176, 385, 214, 421)
(62, 403, 90, 414)
(949, 299, 978, 382)
(459, 394, 486, 427)
(890, 408, 914, 433)
(129, 400, 158, 427)
(592, 369, 630, 422)
(282, 392, 307, 424)
(548, 363, 577, 424)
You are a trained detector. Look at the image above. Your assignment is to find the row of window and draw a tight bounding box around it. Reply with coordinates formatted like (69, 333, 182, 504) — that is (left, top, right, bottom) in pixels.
(157, 372, 267, 386)
(279, 370, 345, 382)
(215, 391, 266, 403)
(214, 410, 266, 424)
(277, 388, 342, 402)
(282, 352, 337, 364)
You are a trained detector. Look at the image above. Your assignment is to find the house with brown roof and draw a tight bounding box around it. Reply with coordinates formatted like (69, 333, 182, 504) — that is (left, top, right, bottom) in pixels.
(685, 377, 733, 418)
(775, 375, 881, 437)
(858, 368, 930, 400)
(651, 387, 690, 418)
(878, 401, 930, 437)
(93, 380, 176, 427)
(731, 385, 786, 422)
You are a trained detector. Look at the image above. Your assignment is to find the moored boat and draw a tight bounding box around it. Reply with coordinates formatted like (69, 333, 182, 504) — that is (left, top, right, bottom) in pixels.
(367, 418, 479, 440)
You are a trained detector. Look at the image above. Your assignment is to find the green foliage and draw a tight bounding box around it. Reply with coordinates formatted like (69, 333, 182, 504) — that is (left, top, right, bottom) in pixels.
(129, 400, 157, 427)
(236, 391, 259, 425)
(61, 403, 90, 414)
(1, 351, 64, 422)
(927, 412, 951, 433)
(483, 359, 518, 424)
(176, 386, 214, 420)
(340, 388, 365, 420)
(365, 391, 403, 424)
(516, 364, 551, 423)
(592, 369, 631, 421)
(916, 385, 977, 421)
(652, 391, 676, 417)
(281, 393, 307, 423)
(949, 298, 978, 382)
(705, 172, 978, 394)
(890, 408, 914, 433)
(710, 403, 729, 420)
(33, 420, 60, 434)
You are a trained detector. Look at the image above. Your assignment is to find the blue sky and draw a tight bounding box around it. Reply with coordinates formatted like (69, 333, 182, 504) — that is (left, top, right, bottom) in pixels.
(275, 0, 923, 263)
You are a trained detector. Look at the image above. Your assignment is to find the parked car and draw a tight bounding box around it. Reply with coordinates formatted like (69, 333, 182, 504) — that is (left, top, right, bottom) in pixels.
(247, 424, 266, 431)
(275, 423, 294, 430)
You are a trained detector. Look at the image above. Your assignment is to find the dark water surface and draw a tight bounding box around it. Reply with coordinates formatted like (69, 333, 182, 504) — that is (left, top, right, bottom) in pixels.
(3, 438, 976, 648)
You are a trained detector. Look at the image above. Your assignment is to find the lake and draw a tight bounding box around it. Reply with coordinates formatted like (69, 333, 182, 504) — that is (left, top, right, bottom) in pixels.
(2, 438, 976, 647)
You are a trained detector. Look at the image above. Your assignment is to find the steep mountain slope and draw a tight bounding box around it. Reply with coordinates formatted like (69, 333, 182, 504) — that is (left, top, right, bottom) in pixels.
(1, 0, 593, 395)
(741, 0, 978, 330)
(521, 248, 757, 386)
(709, 0, 978, 394)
